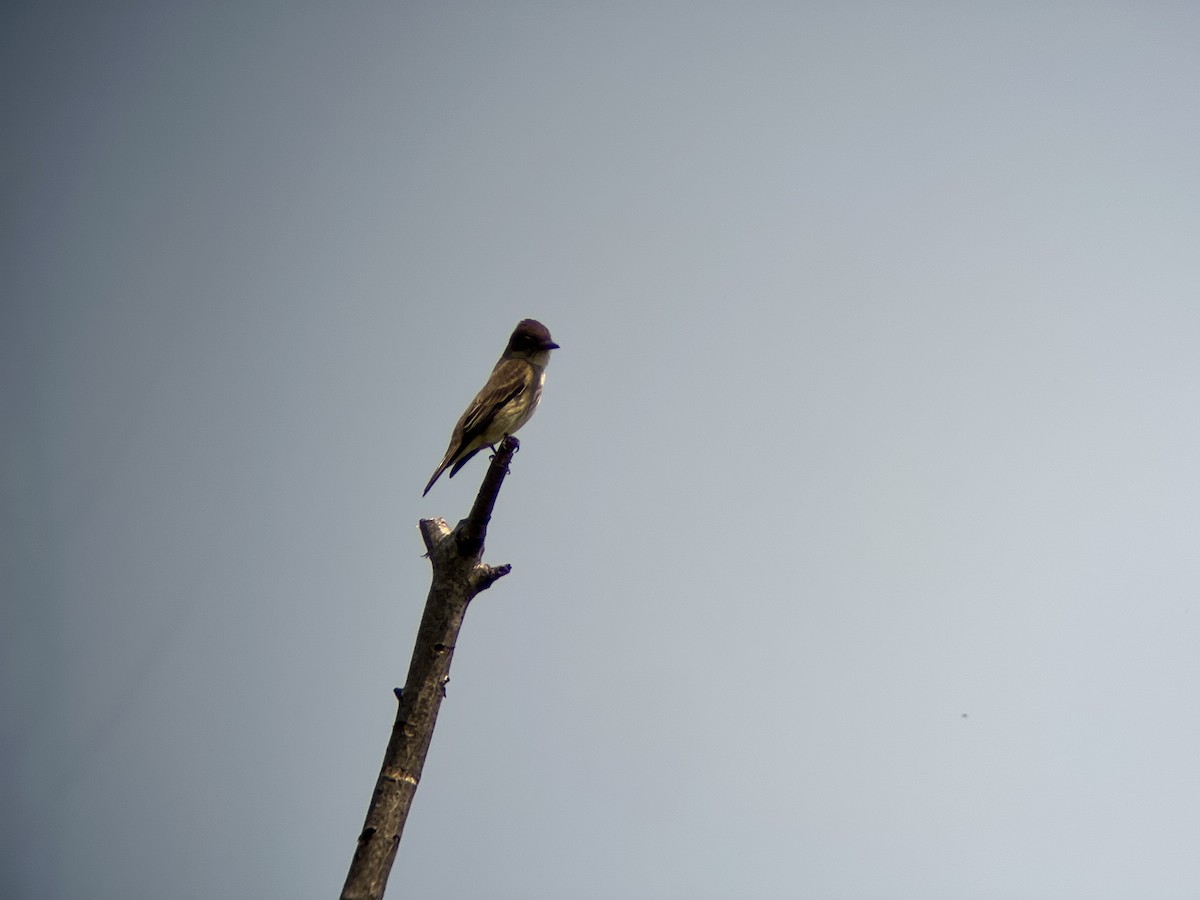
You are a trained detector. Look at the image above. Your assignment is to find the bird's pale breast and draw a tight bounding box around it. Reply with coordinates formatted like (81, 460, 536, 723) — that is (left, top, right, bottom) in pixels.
(480, 368, 545, 444)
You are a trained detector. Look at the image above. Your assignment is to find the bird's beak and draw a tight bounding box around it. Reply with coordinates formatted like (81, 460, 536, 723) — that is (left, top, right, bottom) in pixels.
(545, 340, 561, 350)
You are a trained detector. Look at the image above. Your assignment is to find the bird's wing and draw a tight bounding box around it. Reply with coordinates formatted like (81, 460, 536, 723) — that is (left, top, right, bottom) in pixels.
(423, 359, 532, 495)
(457, 358, 531, 445)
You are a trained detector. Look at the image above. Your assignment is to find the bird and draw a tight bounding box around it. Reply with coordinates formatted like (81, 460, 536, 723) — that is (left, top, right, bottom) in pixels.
(423, 319, 560, 495)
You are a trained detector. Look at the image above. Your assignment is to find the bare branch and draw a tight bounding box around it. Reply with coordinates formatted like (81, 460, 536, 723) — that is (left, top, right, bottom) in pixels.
(339, 441, 522, 900)
(457, 434, 518, 557)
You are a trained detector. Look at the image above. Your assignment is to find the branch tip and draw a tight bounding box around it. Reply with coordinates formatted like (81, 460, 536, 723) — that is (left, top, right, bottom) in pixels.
(473, 563, 512, 593)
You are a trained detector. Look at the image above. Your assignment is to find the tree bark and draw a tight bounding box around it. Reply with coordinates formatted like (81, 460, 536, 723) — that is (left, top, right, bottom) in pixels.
(339, 436, 519, 900)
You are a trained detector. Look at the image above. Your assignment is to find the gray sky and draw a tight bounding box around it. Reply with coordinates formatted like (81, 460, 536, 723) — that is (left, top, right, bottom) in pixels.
(4, 3, 1200, 898)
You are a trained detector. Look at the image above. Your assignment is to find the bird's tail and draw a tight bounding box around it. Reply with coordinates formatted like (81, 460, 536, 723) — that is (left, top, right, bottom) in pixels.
(423, 460, 450, 496)
(423, 444, 487, 496)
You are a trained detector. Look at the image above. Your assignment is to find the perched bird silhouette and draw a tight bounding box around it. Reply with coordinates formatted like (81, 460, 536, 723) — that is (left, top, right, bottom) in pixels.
(423, 319, 560, 495)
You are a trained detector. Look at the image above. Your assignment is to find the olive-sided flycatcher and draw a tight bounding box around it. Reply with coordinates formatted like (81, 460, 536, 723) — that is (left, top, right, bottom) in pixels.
(423, 319, 560, 495)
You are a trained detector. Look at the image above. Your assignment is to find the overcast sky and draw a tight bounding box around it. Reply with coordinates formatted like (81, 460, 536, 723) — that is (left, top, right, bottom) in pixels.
(4, 3, 1200, 898)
